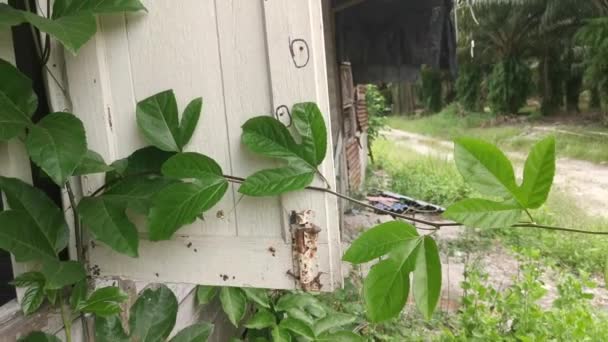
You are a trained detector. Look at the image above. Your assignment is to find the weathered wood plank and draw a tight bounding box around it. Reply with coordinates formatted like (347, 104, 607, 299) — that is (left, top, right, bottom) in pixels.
(262, 0, 342, 290)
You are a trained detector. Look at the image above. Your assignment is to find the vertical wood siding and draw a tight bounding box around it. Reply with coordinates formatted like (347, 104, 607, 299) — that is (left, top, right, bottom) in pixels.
(61, 0, 341, 291)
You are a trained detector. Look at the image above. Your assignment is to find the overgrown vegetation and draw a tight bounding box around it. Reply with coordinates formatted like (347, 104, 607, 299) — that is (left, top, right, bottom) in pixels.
(372, 139, 471, 207)
(387, 105, 608, 164)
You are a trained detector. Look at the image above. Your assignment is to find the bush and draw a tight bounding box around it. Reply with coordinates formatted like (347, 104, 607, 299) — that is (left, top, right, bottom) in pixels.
(371, 139, 472, 206)
(488, 59, 532, 114)
(420, 66, 444, 113)
(365, 84, 389, 142)
(442, 255, 608, 341)
(456, 63, 484, 111)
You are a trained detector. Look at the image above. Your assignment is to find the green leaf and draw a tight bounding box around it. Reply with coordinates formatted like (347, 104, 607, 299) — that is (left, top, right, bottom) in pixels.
(74, 150, 112, 176)
(103, 177, 176, 214)
(363, 259, 410, 322)
(244, 309, 276, 329)
(0, 176, 68, 253)
(279, 318, 315, 340)
(313, 313, 357, 336)
(148, 180, 228, 241)
(136, 90, 181, 152)
(52, 0, 146, 19)
(130, 285, 178, 342)
(79, 196, 139, 257)
(70, 280, 88, 309)
(170, 322, 214, 342)
(76, 286, 128, 316)
(45, 288, 58, 306)
(196, 286, 218, 306)
(106, 146, 175, 182)
(178, 97, 203, 149)
(162, 152, 224, 180)
(23, 12, 96, 54)
(17, 332, 61, 342)
(292, 102, 327, 166)
(242, 287, 271, 309)
(444, 198, 523, 229)
(285, 308, 314, 325)
(10, 272, 45, 288)
(21, 285, 45, 316)
(316, 331, 363, 342)
(412, 236, 442, 320)
(26, 112, 87, 185)
(0, 211, 58, 262)
(0, 58, 35, 140)
(275, 293, 326, 317)
(219, 287, 247, 327)
(95, 315, 129, 342)
(271, 326, 292, 342)
(241, 116, 301, 161)
(343, 221, 419, 264)
(0, 4, 25, 29)
(519, 136, 556, 209)
(454, 137, 518, 199)
(42, 260, 86, 290)
(238, 166, 315, 197)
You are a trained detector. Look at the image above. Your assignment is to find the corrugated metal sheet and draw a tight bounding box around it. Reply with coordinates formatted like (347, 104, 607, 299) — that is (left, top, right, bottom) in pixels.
(355, 85, 369, 131)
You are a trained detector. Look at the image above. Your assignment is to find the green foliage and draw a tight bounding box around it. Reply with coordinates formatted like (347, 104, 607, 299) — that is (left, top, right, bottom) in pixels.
(420, 67, 443, 113)
(445, 136, 555, 229)
(18, 332, 62, 342)
(456, 63, 484, 111)
(149, 152, 228, 240)
(169, 323, 214, 342)
(220, 287, 248, 327)
(0, 1, 145, 53)
(365, 84, 388, 142)
(0, 58, 36, 140)
(576, 17, 608, 109)
(136, 90, 202, 152)
(344, 221, 441, 321)
(371, 139, 472, 207)
(75, 286, 128, 316)
(78, 196, 139, 257)
(206, 287, 363, 341)
(240, 102, 327, 196)
(21, 284, 45, 316)
(487, 59, 532, 114)
(196, 285, 219, 305)
(129, 285, 179, 342)
(442, 257, 608, 341)
(95, 315, 130, 342)
(41, 260, 86, 290)
(0, 176, 69, 261)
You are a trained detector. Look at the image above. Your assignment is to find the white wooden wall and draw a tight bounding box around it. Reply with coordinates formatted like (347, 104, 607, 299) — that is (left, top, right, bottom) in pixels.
(63, 0, 341, 291)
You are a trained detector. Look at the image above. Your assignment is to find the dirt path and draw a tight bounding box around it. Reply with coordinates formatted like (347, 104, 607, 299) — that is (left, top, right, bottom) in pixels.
(383, 128, 608, 218)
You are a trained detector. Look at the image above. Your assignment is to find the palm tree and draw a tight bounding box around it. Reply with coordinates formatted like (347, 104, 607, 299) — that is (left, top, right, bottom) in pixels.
(457, 0, 598, 114)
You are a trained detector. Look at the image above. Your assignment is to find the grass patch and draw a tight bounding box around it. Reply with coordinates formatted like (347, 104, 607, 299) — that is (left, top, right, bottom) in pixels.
(370, 139, 472, 207)
(387, 105, 608, 163)
(500, 191, 608, 275)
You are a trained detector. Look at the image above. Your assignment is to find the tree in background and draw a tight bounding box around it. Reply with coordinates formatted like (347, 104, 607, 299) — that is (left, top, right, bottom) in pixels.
(420, 66, 444, 113)
(576, 0, 608, 122)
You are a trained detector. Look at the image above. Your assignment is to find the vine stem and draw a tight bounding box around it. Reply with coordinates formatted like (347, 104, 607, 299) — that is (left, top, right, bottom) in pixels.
(90, 173, 608, 236)
(65, 181, 84, 262)
(65, 181, 90, 341)
(59, 292, 72, 342)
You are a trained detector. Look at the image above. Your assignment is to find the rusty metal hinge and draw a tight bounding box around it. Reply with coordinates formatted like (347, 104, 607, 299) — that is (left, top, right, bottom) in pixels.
(289, 210, 322, 291)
